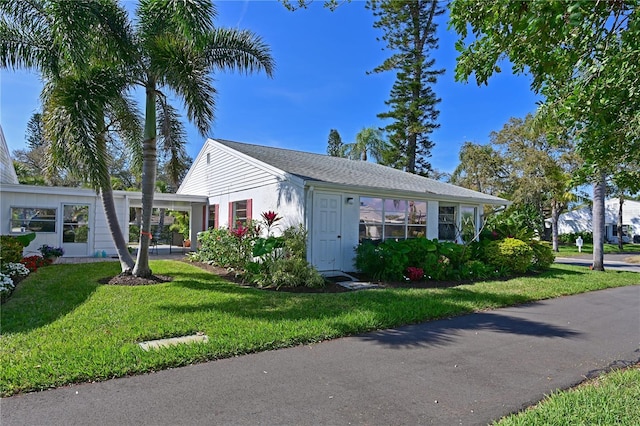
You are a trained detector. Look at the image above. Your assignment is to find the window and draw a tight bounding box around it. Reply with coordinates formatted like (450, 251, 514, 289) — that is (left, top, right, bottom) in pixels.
(407, 200, 427, 238)
(229, 199, 252, 227)
(62, 204, 89, 243)
(11, 207, 57, 233)
(460, 206, 477, 242)
(208, 204, 219, 229)
(359, 197, 427, 242)
(438, 206, 456, 241)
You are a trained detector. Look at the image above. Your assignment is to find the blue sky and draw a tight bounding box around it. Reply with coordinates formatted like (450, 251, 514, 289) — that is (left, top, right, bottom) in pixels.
(0, 0, 540, 174)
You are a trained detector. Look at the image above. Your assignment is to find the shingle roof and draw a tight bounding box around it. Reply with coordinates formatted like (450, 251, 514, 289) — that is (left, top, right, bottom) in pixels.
(215, 139, 507, 205)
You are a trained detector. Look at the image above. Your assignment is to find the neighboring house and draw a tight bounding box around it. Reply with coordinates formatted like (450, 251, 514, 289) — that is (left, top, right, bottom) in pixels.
(548, 199, 640, 243)
(0, 125, 19, 185)
(178, 139, 509, 272)
(0, 126, 207, 258)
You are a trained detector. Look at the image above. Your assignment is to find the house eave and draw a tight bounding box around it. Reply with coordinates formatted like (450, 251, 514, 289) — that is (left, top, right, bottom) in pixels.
(302, 180, 510, 206)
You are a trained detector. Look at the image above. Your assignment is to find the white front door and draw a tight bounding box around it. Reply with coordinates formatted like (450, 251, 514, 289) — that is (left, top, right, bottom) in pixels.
(312, 193, 342, 271)
(61, 204, 90, 256)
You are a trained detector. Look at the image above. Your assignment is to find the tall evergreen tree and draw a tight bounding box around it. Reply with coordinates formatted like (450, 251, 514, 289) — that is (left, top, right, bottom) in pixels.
(326, 129, 345, 157)
(368, 0, 444, 175)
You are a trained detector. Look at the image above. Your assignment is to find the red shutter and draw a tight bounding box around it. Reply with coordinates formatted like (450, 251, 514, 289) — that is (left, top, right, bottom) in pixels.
(228, 202, 234, 228)
(246, 199, 253, 222)
(214, 204, 219, 229)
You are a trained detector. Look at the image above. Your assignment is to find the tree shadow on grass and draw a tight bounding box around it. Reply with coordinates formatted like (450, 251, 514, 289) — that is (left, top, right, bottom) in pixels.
(1, 263, 111, 334)
(157, 279, 571, 342)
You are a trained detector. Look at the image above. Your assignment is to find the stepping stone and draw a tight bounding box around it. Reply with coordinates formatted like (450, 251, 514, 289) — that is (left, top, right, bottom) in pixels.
(139, 334, 209, 351)
(336, 281, 381, 290)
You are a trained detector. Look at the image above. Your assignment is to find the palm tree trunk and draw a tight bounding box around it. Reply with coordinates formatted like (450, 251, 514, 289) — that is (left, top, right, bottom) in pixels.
(96, 117, 135, 273)
(100, 187, 135, 273)
(617, 195, 624, 250)
(551, 200, 560, 252)
(132, 79, 157, 277)
(592, 175, 606, 271)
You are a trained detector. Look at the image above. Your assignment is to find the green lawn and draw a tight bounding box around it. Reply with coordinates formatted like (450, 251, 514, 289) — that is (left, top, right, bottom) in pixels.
(556, 243, 640, 256)
(495, 365, 640, 425)
(1, 260, 639, 397)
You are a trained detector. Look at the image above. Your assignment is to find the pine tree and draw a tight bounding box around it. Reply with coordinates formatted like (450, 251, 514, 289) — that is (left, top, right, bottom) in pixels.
(368, 0, 444, 175)
(326, 129, 345, 157)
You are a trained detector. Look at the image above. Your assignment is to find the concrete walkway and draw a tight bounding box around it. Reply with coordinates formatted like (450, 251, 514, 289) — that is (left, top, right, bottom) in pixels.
(2, 285, 639, 426)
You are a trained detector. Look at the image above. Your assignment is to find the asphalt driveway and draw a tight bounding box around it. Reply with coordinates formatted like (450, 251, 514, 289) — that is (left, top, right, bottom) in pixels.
(2, 285, 639, 426)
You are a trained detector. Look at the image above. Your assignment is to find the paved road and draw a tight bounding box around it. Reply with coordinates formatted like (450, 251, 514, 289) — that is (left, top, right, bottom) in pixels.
(555, 253, 640, 273)
(2, 286, 639, 426)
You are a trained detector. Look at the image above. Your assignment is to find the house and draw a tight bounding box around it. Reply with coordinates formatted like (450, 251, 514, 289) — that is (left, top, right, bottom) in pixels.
(549, 199, 640, 243)
(0, 126, 207, 257)
(178, 139, 509, 272)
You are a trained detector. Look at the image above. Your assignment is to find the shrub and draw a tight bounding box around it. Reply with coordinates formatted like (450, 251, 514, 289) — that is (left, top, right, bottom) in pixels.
(0, 272, 15, 302)
(529, 240, 555, 270)
(256, 257, 325, 289)
(485, 238, 533, 274)
(194, 224, 257, 270)
(558, 232, 593, 245)
(0, 236, 24, 266)
(460, 260, 493, 280)
(1, 262, 30, 278)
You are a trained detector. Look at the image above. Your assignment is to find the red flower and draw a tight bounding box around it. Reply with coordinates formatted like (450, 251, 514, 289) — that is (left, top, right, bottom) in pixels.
(261, 210, 281, 227)
(406, 266, 424, 282)
(230, 225, 249, 239)
(20, 255, 50, 272)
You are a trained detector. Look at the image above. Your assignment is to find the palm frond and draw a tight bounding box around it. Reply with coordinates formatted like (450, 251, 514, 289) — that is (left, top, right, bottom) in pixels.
(137, 0, 216, 43)
(107, 93, 143, 173)
(203, 28, 275, 77)
(150, 34, 216, 135)
(156, 99, 189, 188)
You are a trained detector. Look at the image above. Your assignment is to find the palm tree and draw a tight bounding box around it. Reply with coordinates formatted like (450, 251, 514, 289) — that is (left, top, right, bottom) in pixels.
(130, 0, 274, 277)
(344, 127, 388, 162)
(0, 0, 139, 273)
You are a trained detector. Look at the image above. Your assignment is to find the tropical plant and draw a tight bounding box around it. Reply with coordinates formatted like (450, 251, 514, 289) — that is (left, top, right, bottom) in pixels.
(1, 0, 141, 274)
(0, 236, 25, 266)
(344, 127, 388, 163)
(129, 0, 274, 277)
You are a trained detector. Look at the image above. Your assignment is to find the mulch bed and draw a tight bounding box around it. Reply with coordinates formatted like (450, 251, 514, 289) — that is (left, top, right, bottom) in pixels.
(97, 261, 479, 291)
(99, 274, 173, 286)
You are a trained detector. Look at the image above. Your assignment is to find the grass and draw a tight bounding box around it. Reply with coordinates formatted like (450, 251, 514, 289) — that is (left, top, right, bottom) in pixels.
(494, 364, 640, 425)
(556, 243, 640, 256)
(1, 260, 639, 397)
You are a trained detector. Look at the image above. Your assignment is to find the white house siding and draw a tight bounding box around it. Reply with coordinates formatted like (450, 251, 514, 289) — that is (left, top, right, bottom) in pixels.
(208, 180, 305, 232)
(178, 141, 282, 197)
(0, 125, 19, 185)
(0, 185, 99, 256)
